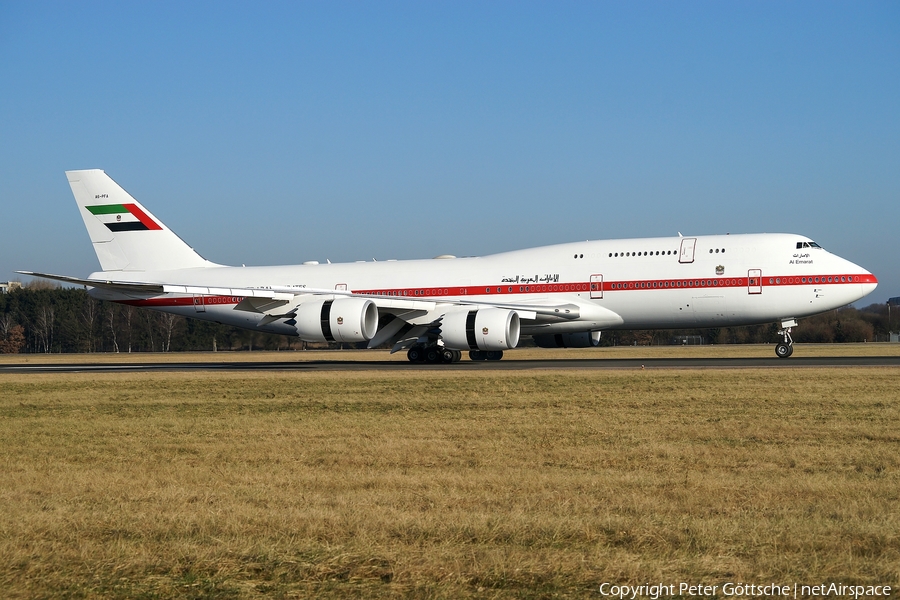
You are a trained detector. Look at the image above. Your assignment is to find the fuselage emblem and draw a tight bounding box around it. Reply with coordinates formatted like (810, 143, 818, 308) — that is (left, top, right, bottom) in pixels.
(716, 265, 725, 275)
(337, 316, 344, 325)
(482, 327, 489, 335)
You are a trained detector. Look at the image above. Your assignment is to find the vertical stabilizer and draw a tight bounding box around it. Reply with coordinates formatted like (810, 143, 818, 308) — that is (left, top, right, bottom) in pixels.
(67, 170, 215, 272)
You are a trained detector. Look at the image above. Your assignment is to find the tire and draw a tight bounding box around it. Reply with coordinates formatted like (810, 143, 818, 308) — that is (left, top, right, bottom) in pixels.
(775, 343, 792, 358)
(441, 348, 455, 363)
(425, 347, 442, 364)
(485, 350, 503, 361)
(469, 350, 486, 361)
(407, 346, 425, 362)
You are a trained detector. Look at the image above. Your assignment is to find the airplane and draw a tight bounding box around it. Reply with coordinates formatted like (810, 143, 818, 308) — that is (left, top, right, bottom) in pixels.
(21, 169, 878, 362)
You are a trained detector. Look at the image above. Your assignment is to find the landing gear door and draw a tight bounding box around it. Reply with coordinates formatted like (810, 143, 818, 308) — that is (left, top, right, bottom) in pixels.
(748, 269, 762, 294)
(590, 274, 603, 299)
(679, 238, 697, 264)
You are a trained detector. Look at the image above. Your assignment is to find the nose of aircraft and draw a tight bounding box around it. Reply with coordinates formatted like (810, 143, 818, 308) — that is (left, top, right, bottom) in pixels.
(860, 271, 878, 298)
(833, 251, 878, 304)
(847, 257, 878, 302)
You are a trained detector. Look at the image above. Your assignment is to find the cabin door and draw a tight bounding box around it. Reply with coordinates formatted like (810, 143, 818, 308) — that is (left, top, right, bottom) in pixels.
(748, 269, 762, 294)
(679, 238, 697, 263)
(193, 295, 206, 312)
(590, 274, 603, 299)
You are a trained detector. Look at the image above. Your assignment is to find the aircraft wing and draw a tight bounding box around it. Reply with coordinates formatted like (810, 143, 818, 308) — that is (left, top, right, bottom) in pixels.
(18, 271, 614, 348)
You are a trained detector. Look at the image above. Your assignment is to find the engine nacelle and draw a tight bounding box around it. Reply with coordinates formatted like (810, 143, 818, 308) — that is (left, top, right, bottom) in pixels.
(532, 330, 601, 348)
(441, 308, 520, 351)
(294, 297, 378, 343)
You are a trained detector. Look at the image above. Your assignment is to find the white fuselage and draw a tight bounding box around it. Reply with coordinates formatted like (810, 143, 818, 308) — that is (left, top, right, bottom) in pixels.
(90, 232, 877, 339)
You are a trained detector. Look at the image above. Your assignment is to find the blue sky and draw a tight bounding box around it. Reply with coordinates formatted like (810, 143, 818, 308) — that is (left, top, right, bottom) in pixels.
(2, 1, 898, 303)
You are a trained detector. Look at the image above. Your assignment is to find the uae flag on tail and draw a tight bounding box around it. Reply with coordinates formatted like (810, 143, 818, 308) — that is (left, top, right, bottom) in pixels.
(86, 203, 162, 232)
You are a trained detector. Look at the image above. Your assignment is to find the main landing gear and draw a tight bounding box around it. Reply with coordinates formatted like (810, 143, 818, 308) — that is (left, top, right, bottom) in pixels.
(405, 346, 504, 363)
(775, 319, 797, 358)
(407, 345, 462, 364)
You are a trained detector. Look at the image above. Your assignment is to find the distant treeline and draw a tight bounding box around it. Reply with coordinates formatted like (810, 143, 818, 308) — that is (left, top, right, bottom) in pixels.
(0, 282, 894, 354)
(0, 282, 292, 354)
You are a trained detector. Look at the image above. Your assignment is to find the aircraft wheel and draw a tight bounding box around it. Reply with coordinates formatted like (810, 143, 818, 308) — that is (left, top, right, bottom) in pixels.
(425, 346, 443, 364)
(452, 350, 462, 363)
(775, 343, 792, 359)
(441, 348, 456, 363)
(407, 346, 425, 363)
(485, 350, 503, 361)
(469, 350, 486, 361)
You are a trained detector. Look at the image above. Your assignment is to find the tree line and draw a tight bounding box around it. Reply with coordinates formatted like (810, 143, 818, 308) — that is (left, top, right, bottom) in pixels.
(0, 282, 292, 354)
(0, 282, 894, 354)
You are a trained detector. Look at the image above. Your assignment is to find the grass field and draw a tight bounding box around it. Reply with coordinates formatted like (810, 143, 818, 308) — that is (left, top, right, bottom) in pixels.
(1, 367, 898, 598)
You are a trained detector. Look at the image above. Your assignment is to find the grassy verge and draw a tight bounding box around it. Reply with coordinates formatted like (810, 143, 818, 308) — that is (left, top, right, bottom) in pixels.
(1, 369, 898, 598)
(2, 342, 900, 365)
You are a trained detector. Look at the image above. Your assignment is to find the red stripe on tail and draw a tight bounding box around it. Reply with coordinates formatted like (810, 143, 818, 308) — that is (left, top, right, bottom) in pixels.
(124, 204, 163, 230)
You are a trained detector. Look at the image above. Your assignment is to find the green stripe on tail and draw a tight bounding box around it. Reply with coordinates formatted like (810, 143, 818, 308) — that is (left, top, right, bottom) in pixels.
(86, 204, 129, 215)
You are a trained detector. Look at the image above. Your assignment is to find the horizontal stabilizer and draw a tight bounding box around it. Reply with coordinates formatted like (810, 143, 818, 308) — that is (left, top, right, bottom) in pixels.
(17, 271, 166, 294)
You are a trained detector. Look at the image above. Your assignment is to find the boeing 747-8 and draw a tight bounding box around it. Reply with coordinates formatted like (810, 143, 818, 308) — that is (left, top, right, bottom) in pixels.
(22, 170, 878, 362)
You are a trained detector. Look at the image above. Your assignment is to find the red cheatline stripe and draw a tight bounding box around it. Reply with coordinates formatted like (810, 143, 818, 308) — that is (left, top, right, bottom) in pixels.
(601, 273, 877, 292)
(120, 296, 244, 307)
(114, 273, 877, 307)
(123, 204, 162, 230)
(356, 273, 875, 297)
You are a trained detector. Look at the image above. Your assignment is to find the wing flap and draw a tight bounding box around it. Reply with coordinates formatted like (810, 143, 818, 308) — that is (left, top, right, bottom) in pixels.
(234, 296, 295, 315)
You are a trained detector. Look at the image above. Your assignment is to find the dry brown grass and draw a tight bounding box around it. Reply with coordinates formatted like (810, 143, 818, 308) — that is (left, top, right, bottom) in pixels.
(1, 369, 898, 598)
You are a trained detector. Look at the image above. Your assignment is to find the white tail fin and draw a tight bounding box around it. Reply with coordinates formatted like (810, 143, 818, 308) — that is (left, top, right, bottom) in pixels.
(67, 170, 215, 272)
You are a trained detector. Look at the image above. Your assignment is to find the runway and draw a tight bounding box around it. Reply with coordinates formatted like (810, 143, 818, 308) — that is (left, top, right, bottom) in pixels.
(2, 355, 900, 373)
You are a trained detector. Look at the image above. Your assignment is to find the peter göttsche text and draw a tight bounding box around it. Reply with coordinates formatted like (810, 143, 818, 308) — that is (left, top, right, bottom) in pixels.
(598, 582, 892, 599)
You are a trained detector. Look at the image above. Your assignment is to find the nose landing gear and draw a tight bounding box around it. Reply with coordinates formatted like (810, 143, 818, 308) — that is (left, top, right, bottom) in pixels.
(775, 339, 793, 358)
(775, 319, 797, 358)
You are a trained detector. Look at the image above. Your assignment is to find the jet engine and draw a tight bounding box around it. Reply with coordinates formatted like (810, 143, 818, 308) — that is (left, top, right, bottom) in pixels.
(294, 297, 378, 343)
(532, 330, 601, 348)
(440, 308, 520, 351)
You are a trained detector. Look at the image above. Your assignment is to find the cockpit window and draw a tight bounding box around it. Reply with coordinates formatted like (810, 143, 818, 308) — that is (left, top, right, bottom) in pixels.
(796, 241, 823, 249)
